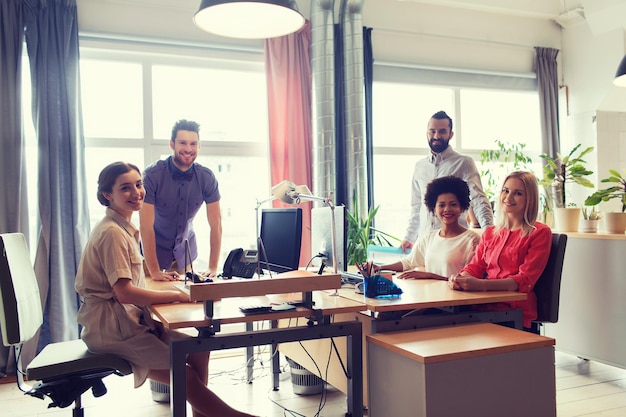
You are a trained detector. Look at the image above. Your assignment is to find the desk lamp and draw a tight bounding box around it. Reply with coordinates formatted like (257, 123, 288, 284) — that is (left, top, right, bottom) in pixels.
(271, 180, 339, 276)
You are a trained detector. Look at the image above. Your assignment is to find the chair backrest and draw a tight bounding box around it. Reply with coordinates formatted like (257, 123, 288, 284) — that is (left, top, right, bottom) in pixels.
(0, 233, 44, 346)
(533, 233, 567, 324)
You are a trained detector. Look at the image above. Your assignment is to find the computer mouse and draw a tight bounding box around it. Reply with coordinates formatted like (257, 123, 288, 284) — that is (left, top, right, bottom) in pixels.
(355, 282, 364, 294)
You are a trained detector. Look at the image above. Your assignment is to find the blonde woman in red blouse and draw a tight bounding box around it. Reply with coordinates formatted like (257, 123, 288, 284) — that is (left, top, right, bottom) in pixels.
(448, 170, 552, 333)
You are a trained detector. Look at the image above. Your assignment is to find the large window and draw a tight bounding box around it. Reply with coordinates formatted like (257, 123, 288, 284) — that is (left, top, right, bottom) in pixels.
(76, 43, 270, 270)
(372, 65, 542, 241)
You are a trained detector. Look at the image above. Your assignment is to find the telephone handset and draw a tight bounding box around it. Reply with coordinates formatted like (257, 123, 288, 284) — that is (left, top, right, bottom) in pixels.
(222, 248, 258, 279)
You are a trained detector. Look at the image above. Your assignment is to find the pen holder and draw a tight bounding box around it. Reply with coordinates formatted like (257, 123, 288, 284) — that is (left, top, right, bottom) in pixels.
(363, 275, 403, 299)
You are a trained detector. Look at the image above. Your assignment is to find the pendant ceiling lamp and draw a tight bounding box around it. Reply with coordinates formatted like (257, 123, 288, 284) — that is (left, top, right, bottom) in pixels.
(193, 0, 305, 39)
(614, 54, 626, 87)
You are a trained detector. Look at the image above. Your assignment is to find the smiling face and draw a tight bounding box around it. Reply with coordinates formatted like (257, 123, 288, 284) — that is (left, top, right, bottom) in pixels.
(170, 129, 199, 171)
(434, 192, 462, 225)
(103, 169, 145, 219)
(500, 177, 527, 220)
(426, 117, 453, 153)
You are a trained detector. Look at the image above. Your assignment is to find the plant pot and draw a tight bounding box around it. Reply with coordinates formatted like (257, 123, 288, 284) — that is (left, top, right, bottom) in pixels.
(553, 207, 581, 232)
(602, 212, 626, 234)
(579, 218, 600, 233)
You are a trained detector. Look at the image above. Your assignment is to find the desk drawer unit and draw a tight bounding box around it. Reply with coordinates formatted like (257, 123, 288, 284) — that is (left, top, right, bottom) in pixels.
(367, 323, 556, 417)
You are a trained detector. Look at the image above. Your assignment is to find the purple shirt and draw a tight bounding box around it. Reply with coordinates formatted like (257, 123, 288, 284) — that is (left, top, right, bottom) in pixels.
(143, 157, 220, 269)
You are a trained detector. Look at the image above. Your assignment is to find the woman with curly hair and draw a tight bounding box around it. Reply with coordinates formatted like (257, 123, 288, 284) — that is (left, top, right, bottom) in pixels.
(375, 175, 480, 280)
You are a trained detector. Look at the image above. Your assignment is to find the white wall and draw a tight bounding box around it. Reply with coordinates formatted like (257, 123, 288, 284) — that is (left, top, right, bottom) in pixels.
(77, 0, 561, 75)
(362, 0, 560, 75)
(560, 17, 626, 208)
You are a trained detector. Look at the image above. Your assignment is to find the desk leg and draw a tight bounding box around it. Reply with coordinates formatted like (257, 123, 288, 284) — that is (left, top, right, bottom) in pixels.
(170, 339, 188, 417)
(271, 319, 280, 390)
(346, 327, 363, 417)
(169, 321, 363, 417)
(246, 322, 254, 384)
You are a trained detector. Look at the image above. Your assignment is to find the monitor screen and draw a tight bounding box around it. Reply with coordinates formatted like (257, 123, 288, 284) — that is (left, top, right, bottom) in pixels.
(310, 205, 346, 272)
(259, 208, 303, 274)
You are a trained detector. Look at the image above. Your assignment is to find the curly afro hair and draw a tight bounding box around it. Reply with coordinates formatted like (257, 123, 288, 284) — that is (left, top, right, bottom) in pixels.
(424, 176, 471, 213)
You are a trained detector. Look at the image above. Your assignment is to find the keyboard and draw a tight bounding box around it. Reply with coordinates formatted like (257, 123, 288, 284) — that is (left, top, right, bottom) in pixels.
(341, 271, 363, 284)
(239, 305, 273, 314)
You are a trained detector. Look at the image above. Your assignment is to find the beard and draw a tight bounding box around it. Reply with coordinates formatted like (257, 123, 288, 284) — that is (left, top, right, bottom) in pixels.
(173, 153, 195, 170)
(428, 139, 450, 153)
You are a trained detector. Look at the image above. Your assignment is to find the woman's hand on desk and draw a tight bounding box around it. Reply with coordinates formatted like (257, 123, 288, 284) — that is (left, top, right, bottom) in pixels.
(448, 274, 486, 291)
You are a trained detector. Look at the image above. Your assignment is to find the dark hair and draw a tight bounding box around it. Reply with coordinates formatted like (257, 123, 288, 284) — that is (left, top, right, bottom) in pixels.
(97, 162, 141, 206)
(171, 119, 200, 142)
(424, 176, 470, 212)
(431, 110, 453, 132)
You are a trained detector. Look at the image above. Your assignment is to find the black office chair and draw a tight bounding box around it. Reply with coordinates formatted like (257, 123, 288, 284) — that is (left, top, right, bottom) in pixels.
(531, 233, 568, 332)
(0, 233, 132, 416)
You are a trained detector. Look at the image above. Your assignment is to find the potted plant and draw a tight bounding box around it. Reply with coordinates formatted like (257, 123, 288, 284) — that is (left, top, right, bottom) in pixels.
(539, 144, 594, 232)
(480, 140, 533, 204)
(579, 206, 601, 233)
(346, 195, 400, 265)
(584, 169, 626, 234)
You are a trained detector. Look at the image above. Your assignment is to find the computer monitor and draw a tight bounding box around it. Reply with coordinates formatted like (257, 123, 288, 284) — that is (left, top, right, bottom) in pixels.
(259, 208, 303, 274)
(310, 205, 346, 272)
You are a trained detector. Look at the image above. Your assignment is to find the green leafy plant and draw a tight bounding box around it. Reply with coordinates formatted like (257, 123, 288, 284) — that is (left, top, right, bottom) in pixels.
(539, 144, 594, 208)
(346, 196, 399, 265)
(584, 169, 626, 213)
(582, 206, 601, 220)
(480, 140, 533, 202)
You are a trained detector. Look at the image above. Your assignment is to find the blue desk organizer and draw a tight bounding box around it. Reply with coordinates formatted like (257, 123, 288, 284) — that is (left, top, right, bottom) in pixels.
(363, 275, 403, 299)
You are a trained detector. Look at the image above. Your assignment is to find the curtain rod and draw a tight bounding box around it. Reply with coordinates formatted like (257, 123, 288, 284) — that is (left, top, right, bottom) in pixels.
(374, 60, 536, 79)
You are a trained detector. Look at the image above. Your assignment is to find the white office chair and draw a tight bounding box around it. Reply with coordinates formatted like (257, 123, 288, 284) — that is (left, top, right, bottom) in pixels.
(0, 233, 132, 416)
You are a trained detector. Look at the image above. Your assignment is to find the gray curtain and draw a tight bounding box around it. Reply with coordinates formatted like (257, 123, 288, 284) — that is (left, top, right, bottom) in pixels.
(23, 0, 90, 353)
(0, 0, 29, 378)
(535, 46, 560, 157)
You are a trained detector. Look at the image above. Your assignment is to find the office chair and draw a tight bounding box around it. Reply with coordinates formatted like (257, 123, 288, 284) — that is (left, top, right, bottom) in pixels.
(0, 233, 132, 416)
(531, 233, 568, 332)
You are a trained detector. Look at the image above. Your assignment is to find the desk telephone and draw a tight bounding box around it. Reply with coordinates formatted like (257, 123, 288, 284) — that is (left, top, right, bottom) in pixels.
(222, 248, 258, 279)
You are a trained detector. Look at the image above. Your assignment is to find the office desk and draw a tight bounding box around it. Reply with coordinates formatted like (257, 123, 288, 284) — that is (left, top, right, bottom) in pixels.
(338, 278, 526, 312)
(338, 278, 527, 331)
(148, 274, 366, 417)
(279, 278, 527, 403)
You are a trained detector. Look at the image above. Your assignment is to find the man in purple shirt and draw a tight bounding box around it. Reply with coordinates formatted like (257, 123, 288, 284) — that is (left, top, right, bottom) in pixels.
(139, 119, 222, 281)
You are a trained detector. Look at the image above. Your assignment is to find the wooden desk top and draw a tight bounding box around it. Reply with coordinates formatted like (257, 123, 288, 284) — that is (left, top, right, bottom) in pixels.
(337, 278, 526, 312)
(186, 270, 342, 301)
(367, 322, 554, 364)
(147, 278, 366, 330)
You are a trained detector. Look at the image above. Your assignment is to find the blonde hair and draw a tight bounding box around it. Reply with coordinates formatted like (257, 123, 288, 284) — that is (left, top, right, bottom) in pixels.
(494, 170, 539, 236)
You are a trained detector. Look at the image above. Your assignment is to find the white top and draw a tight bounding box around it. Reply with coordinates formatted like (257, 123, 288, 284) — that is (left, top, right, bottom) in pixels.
(400, 229, 480, 277)
(404, 146, 493, 243)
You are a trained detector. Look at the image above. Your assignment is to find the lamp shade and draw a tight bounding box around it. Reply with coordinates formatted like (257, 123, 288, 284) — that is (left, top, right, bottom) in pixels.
(614, 54, 626, 87)
(193, 0, 305, 39)
(271, 180, 298, 204)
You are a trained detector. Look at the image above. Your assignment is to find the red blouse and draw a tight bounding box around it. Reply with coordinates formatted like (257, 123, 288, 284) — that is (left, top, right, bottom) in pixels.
(460, 222, 552, 328)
